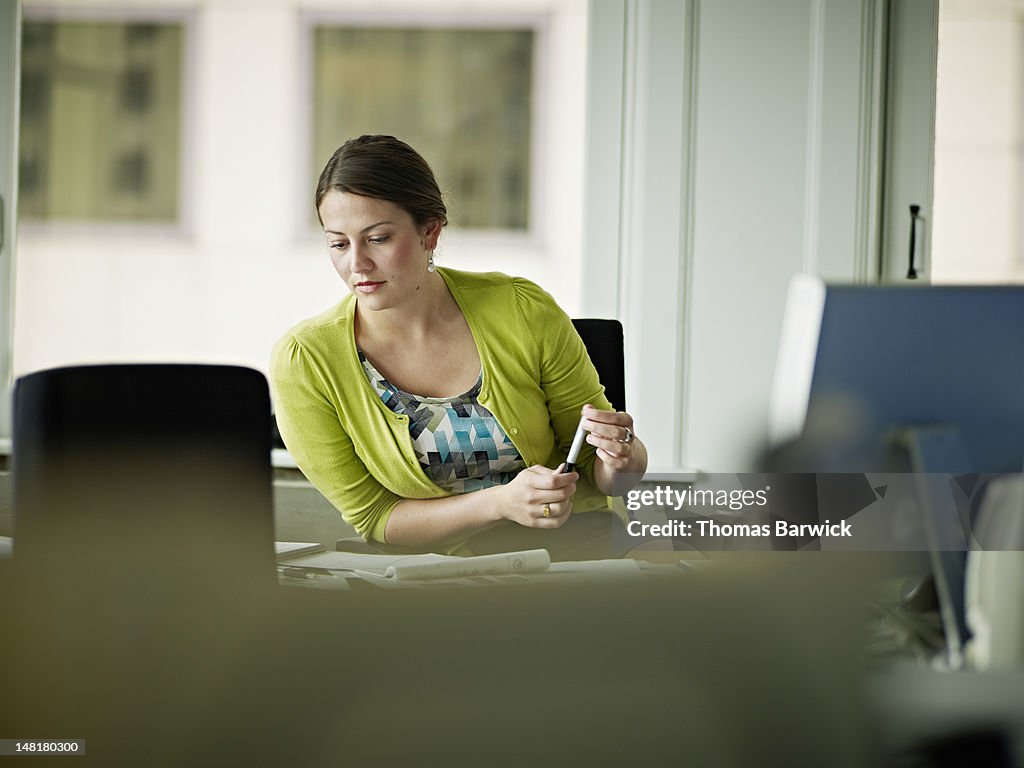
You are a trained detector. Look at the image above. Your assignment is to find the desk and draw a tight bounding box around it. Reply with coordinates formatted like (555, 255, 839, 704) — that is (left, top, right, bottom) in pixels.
(870, 663, 1024, 765)
(6, 541, 1024, 767)
(0, 554, 876, 767)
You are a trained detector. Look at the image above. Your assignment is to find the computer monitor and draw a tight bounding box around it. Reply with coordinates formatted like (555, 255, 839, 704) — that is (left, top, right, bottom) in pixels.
(771, 275, 1024, 472)
(769, 275, 1024, 666)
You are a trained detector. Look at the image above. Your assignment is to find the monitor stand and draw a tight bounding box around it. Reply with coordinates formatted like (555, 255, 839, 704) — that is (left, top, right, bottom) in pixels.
(897, 425, 973, 669)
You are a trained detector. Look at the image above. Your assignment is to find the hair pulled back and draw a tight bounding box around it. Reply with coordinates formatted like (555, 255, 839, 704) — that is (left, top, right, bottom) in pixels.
(315, 135, 448, 230)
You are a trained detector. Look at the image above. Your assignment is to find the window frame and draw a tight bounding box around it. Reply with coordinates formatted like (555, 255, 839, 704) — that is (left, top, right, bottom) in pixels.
(17, 5, 197, 238)
(296, 9, 549, 249)
(0, 0, 21, 445)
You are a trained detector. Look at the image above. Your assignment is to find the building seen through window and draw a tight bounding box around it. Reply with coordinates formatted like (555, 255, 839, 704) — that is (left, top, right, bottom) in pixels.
(312, 25, 534, 231)
(19, 19, 183, 223)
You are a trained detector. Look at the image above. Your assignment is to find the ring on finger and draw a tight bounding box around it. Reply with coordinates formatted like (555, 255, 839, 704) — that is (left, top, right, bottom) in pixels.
(619, 426, 634, 444)
(542, 503, 551, 518)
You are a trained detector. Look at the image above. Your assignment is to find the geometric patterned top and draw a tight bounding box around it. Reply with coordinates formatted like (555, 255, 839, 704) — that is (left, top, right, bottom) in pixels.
(359, 351, 527, 494)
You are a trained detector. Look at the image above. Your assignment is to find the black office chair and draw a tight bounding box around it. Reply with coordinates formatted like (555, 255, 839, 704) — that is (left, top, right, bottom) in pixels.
(571, 318, 625, 411)
(11, 364, 277, 591)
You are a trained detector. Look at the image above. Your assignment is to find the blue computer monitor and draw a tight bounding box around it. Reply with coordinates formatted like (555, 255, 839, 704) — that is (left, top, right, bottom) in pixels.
(769, 275, 1024, 665)
(771, 275, 1024, 473)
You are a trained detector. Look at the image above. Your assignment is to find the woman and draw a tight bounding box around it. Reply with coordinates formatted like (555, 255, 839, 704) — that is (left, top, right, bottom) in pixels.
(271, 135, 648, 558)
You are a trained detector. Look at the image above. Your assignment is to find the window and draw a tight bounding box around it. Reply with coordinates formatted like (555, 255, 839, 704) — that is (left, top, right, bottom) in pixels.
(18, 17, 184, 223)
(931, 0, 1024, 283)
(310, 21, 536, 231)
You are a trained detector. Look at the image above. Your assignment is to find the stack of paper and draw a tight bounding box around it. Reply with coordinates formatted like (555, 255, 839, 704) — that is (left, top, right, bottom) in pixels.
(283, 548, 551, 581)
(275, 541, 326, 561)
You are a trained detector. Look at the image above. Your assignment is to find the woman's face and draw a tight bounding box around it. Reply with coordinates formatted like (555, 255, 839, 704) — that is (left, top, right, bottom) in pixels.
(318, 190, 440, 311)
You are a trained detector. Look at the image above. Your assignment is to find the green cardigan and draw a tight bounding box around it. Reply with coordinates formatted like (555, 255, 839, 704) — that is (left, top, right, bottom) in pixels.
(270, 268, 613, 550)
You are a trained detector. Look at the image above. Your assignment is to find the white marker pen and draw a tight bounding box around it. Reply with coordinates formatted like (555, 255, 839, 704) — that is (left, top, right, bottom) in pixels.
(562, 417, 588, 474)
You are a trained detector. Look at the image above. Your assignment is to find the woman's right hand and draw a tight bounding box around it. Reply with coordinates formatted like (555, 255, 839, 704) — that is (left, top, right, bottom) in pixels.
(497, 464, 577, 528)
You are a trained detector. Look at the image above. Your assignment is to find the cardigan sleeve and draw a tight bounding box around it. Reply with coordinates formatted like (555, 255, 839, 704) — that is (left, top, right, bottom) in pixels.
(511, 278, 614, 486)
(269, 334, 400, 543)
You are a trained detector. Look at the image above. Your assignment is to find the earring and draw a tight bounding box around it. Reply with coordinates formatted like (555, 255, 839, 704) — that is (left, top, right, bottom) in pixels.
(427, 251, 436, 273)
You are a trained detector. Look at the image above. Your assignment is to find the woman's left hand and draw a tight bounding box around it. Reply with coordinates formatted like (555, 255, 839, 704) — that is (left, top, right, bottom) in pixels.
(580, 404, 639, 473)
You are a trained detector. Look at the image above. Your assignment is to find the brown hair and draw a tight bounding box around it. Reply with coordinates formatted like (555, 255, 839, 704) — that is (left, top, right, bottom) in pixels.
(315, 135, 448, 229)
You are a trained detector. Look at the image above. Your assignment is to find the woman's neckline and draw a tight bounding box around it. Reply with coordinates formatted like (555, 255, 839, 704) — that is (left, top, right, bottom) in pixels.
(358, 349, 483, 403)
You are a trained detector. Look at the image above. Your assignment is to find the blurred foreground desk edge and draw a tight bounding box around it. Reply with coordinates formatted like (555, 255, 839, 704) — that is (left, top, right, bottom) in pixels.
(0, 550, 879, 767)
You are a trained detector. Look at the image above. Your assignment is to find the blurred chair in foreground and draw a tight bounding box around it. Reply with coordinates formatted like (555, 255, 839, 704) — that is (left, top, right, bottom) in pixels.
(11, 363, 277, 592)
(6, 365, 281, 765)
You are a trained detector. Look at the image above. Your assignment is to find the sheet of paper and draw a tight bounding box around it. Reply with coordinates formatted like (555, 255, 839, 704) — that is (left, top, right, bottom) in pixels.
(280, 549, 658, 588)
(318, 556, 646, 589)
(280, 551, 452, 576)
(275, 541, 326, 560)
(282, 549, 553, 580)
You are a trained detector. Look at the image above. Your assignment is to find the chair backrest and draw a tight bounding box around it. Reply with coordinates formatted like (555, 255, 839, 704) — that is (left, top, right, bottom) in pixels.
(571, 318, 626, 412)
(12, 364, 276, 590)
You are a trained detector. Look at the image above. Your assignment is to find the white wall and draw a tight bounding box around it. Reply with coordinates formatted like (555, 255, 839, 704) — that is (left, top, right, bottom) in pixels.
(13, 0, 588, 378)
(932, 0, 1024, 283)
(584, 0, 888, 473)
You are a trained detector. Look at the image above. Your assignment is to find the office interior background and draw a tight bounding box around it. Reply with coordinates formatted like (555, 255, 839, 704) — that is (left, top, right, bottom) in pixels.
(0, 0, 1022, 472)
(4, 1, 1024, 762)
